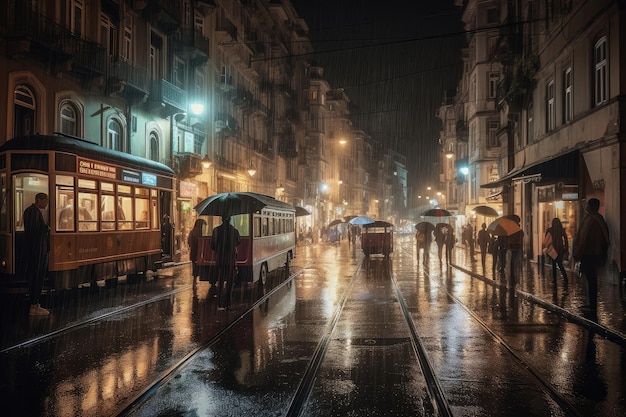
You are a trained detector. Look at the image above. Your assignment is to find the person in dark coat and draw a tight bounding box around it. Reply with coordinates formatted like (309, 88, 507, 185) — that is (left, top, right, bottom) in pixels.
(23, 193, 50, 316)
(161, 214, 173, 259)
(573, 198, 610, 310)
(211, 215, 241, 310)
(477, 223, 490, 271)
(188, 218, 206, 282)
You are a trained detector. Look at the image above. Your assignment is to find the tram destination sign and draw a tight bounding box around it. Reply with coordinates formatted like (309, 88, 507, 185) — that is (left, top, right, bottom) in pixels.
(78, 159, 116, 180)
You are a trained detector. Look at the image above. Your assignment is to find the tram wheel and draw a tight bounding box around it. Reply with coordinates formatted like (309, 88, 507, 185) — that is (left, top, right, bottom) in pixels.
(258, 263, 268, 288)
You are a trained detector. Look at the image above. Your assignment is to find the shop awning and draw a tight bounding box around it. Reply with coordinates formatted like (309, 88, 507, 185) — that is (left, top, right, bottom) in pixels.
(480, 149, 579, 189)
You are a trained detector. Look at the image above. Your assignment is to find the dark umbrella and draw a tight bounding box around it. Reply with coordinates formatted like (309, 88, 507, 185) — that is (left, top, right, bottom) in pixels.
(295, 206, 311, 217)
(415, 222, 435, 234)
(473, 205, 498, 217)
(435, 223, 453, 234)
(327, 219, 344, 228)
(487, 216, 522, 236)
(422, 208, 454, 217)
(194, 192, 269, 216)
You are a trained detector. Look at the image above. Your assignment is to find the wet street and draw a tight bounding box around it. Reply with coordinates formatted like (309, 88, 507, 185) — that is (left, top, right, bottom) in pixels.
(1, 233, 625, 416)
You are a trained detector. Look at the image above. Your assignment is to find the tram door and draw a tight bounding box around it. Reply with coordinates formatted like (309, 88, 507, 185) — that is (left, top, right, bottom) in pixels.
(160, 190, 173, 259)
(13, 173, 49, 276)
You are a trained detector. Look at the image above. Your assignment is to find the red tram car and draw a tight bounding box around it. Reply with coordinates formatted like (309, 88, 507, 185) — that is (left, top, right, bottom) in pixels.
(0, 134, 174, 291)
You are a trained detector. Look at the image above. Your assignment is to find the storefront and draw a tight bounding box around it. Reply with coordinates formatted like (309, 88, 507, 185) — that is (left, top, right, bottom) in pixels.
(535, 183, 580, 264)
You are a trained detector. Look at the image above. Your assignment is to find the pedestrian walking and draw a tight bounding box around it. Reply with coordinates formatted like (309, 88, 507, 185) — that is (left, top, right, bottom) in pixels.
(188, 218, 206, 283)
(542, 217, 569, 284)
(416, 229, 433, 265)
(477, 223, 490, 271)
(466, 223, 476, 261)
(573, 198, 609, 310)
(210, 214, 241, 310)
(443, 226, 455, 265)
(22, 192, 51, 316)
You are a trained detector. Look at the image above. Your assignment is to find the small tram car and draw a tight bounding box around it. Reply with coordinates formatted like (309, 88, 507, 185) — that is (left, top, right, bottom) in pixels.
(195, 193, 296, 286)
(361, 220, 394, 258)
(0, 134, 174, 291)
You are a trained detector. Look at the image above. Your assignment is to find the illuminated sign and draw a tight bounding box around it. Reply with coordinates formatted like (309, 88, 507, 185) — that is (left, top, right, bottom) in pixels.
(122, 169, 140, 183)
(142, 173, 157, 186)
(79, 159, 116, 179)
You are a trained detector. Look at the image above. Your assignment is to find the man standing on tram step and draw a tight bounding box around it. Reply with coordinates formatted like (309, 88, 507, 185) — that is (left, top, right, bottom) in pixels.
(23, 193, 51, 316)
(573, 198, 610, 311)
(211, 214, 240, 310)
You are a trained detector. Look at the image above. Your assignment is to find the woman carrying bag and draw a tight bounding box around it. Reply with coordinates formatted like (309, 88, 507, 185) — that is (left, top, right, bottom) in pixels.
(543, 217, 569, 284)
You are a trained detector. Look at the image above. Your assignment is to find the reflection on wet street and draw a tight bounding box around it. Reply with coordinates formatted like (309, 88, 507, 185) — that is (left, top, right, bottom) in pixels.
(1, 236, 625, 416)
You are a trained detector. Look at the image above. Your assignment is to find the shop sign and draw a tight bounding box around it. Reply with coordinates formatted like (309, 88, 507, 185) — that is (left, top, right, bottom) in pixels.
(142, 172, 157, 186)
(122, 169, 140, 183)
(560, 185, 579, 200)
(179, 180, 196, 198)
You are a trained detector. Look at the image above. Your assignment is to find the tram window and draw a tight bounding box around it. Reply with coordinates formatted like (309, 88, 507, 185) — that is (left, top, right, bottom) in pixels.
(118, 184, 131, 194)
(254, 216, 261, 238)
(100, 195, 116, 230)
(78, 179, 96, 190)
(261, 217, 268, 237)
(118, 196, 132, 229)
(13, 174, 50, 231)
(56, 184, 75, 232)
(232, 214, 248, 237)
(78, 192, 97, 231)
(135, 198, 149, 229)
(101, 182, 114, 192)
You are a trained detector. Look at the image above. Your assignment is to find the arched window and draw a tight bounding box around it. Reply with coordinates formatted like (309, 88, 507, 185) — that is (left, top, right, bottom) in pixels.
(149, 131, 159, 162)
(14, 85, 36, 137)
(107, 119, 123, 151)
(60, 102, 78, 136)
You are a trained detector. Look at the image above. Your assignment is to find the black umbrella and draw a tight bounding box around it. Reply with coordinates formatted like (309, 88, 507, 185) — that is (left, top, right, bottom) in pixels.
(415, 222, 435, 234)
(422, 208, 454, 217)
(194, 192, 269, 216)
(473, 205, 498, 217)
(295, 206, 311, 217)
(327, 219, 344, 228)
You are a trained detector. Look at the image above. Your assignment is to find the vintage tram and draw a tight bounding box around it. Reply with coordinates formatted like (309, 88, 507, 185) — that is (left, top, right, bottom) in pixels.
(194, 192, 296, 286)
(0, 134, 174, 291)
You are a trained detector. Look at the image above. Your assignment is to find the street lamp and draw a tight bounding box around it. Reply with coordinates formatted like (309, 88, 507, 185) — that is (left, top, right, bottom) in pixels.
(247, 161, 257, 177)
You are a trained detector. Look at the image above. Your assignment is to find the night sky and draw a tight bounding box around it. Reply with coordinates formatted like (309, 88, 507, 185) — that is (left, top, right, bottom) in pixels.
(291, 0, 464, 193)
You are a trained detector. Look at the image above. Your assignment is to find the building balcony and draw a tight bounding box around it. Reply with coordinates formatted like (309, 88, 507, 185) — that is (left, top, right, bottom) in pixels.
(173, 28, 209, 65)
(174, 152, 202, 177)
(143, 0, 182, 34)
(149, 79, 187, 113)
(7, 3, 107, 77)
(108, 58, 149, 101)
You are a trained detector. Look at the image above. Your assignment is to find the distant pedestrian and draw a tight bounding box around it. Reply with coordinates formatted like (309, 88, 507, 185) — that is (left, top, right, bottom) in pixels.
(188, 218, 206, 282)
(477, 223, 490, 271)
(22, 193, 51, 316)
(466, 223, 476, 261)
(161, 214, 173, 259)
(416, 228, 432, 265)
(573, 198, 609, 310)
(488, 234, 499, 277)
(542, 218, 569, 284)
(443, 225, 455, 264)
(211, 214, 241, 310)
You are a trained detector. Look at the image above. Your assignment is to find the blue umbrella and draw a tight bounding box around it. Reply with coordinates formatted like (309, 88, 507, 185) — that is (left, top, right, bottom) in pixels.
(349, 216, 375, 225)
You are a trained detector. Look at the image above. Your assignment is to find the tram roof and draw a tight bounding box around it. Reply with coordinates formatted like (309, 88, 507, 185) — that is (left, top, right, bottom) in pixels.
(1, 135, 175, 176)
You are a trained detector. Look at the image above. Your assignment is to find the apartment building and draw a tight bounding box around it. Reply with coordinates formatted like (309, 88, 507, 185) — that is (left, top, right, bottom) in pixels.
(448, 0, 626, 284)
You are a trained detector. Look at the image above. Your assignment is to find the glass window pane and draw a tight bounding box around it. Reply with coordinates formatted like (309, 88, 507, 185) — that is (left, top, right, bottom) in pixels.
(14, 174, 49, 231)
(78, 179, 97, 189)
(101, 194, 115, 230)
(118, 196, 132, 229)
(57, 187, 75, 231)
(78, 192, 97, 231)
(135, 198, 149, 229)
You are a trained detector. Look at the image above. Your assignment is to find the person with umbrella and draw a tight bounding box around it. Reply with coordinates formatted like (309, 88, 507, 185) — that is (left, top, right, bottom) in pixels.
(211, 214, 241, 310)
(415, 222, 434, 265)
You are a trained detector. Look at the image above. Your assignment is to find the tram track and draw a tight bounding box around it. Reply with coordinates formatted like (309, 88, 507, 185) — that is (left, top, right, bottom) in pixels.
(0, 284, 191, 355)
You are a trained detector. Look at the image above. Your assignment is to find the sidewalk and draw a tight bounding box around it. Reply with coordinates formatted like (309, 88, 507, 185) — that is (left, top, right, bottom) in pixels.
(452, 249, 626, 345)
